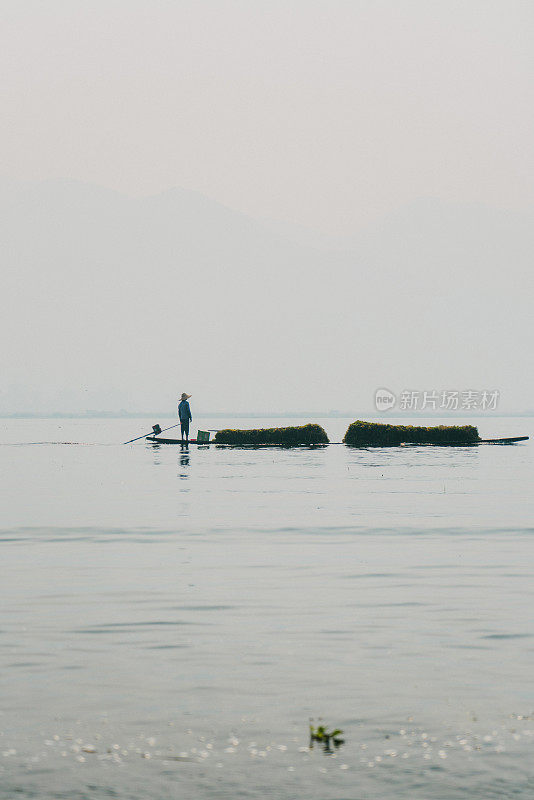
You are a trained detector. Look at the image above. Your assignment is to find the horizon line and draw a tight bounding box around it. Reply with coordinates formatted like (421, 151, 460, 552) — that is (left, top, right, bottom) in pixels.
(1, 410, 532, 420)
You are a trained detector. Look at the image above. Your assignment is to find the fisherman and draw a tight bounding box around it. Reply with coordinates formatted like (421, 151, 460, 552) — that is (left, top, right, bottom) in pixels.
(178, 393, 192, 444)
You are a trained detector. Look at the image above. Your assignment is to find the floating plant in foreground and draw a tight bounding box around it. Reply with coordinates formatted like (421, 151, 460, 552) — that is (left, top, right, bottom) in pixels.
(309, 720, 345, 752)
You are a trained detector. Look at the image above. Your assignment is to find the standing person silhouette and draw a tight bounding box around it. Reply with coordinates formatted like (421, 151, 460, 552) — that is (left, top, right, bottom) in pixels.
(178, 393, 192, 444)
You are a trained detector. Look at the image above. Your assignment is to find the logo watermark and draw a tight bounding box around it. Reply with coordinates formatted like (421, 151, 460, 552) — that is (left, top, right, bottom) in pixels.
(374, 389, 500, 412)
(375, 388, 396, 411)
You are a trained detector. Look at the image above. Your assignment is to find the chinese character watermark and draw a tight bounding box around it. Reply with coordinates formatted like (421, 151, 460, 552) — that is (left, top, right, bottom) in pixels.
(374, 388, 499, 412)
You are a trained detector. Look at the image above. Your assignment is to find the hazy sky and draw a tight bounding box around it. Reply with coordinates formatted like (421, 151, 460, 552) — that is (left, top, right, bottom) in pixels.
(1, 1, 533, 416)
(2, 0, 533, 235)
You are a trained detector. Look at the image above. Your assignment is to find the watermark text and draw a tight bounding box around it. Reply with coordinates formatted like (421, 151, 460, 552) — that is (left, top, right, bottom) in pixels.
(374, 388, 499, 412)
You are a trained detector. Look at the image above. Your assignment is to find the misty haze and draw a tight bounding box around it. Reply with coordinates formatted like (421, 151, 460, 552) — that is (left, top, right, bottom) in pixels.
(1, 177, 533, 415)
(1, 3, 533, 800)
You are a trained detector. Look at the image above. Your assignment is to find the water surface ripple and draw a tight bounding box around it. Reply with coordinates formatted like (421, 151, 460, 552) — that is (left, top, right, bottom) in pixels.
(1, 416, 533, 799)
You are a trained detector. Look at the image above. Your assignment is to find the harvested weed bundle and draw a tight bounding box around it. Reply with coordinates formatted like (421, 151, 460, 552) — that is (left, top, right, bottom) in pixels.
(215, 424, 329, 446)
(343, 420, 479, 447)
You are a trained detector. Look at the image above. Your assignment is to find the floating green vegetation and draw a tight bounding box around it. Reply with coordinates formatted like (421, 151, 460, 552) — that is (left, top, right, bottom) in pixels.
(309, 721, 345, 752)
(343, 420, 479, 447)
(214, 424, 329, 446)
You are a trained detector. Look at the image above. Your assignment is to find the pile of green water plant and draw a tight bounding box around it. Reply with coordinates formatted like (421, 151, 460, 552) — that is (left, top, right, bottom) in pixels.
(343, 420, 479, 447)
(309, 721, 345, 752)
(214, 424, 329, 446)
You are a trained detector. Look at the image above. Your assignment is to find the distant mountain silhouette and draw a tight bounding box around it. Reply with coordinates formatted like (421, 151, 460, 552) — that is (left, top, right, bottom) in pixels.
(1, 178, 532, 413)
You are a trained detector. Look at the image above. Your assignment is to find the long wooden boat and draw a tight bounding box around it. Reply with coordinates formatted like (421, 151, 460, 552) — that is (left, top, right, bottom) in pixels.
(398, 436, 529, 447)
(478, 436, 528, 444)
(145, 436, 329, 446)
(146, 436, 209, 444)
(146, 435, 528, 446)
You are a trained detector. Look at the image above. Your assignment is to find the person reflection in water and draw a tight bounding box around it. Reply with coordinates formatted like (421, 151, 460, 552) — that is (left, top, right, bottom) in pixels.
(179, 450, 190, 474)
(178, 393, 192, 445)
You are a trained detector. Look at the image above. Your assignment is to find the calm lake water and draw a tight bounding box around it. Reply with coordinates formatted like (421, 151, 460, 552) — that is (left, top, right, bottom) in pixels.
(1, 416, 533, 800)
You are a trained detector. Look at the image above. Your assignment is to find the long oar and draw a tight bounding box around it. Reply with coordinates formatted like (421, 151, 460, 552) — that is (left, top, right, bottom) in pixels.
(124, 423, 180, 444)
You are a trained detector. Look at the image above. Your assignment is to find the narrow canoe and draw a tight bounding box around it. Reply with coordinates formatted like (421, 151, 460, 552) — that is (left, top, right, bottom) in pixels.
(398, 436, 529, 447)
(146, 436, 208, 444)
(146, 435, 529, 446)
(477, 436, 529, 444)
